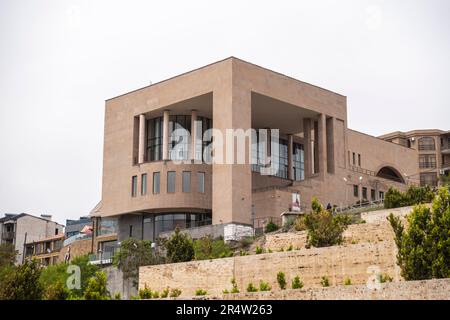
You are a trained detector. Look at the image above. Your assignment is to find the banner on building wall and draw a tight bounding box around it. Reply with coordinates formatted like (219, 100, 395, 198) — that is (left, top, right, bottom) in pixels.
(292, 192, 301, 212)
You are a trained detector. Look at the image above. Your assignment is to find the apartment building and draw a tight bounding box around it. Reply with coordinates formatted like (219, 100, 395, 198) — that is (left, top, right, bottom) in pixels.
(0, 213, 64, 264)
(24, 233, 65, 266)
(91, 57, 442, 243)
(379, 129, 450, 186)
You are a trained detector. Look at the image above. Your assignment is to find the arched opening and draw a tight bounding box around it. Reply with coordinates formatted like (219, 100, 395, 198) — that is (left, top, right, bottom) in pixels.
(376, 166, 405, 184)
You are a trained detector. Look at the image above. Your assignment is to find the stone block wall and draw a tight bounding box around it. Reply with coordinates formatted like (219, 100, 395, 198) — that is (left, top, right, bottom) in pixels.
(139, 240, 400, 297)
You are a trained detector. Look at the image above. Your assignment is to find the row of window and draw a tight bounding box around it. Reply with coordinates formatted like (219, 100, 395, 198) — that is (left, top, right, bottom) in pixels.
(349, 151, 361, 167)
(131, 171, 206, 197)
(146, 116, 212, 162)
(420, 172, 438, 186)
(353, 185, 384, 201)
(251, 133, 305, 180)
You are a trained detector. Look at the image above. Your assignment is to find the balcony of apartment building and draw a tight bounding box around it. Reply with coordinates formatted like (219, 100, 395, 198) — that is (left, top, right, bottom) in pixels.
(440, 134, 450, 155)
(1, 223, 15, 241)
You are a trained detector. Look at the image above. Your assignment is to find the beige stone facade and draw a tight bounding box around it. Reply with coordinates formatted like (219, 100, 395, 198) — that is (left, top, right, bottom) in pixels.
(96, 57, 443, 241)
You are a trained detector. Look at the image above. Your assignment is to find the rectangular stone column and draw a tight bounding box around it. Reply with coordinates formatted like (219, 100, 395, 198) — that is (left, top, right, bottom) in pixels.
(138, 114, 146, 164)
(212, 80, 252, 226)
(303, 118, 312, 178)
(191, 109, 198, 161)
(288, 134, 294, 180)
(162, 110, 170, 161)
(317, 113, 328, 176)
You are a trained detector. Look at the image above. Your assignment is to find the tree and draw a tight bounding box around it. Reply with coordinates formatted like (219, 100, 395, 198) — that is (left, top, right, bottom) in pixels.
(83, 271, 110, 300)
(0, 243, 17, 268)
(165, 228, 194, 263)
(384, 186, 435, 209)
(388, 187, 450, 280)
(113, 238, 163, 283)
(193, 235, 233, 260)
(304, 198, 350, 248)
(0, 259, 43, 300)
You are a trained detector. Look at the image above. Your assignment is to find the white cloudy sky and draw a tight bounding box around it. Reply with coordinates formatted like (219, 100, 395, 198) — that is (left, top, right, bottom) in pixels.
(1, 0, 449, 224)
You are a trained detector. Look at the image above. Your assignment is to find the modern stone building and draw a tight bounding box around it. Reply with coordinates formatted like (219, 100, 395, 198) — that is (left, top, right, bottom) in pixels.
(379, 129, 450, 186)
(0, 213, 64, 264)
(92, 57, 445, 243)
(24, 233, 65, 266)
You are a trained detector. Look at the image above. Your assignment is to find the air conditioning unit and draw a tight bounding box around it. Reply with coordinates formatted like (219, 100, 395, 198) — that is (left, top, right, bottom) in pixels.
(440, 169, 445, 175)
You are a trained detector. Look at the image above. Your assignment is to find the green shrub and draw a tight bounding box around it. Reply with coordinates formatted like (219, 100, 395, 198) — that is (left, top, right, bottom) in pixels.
(259, 280, 271, 291)
(287, 244, 293, 251)
(152, 291, 160, 299)
(294, 216, 306, 231)
(384, 186, 435, 209)
(170, 288, 182, 297)
(161, 288, 169, 298)
(379, 273, 393, 283)
(268, 248, 273, 253)
(344, 278, 352, 286)
(246, 282, 258, 292)
(0, 259, 43, 300)
(195, 288, 207, 296)
(304, 198, 351, 248)
(265, 219, 279, 233)
(291, 276, 304, 289)
(239, 250, 249, 256)
(83, 271, 110, 300)
(230, 278, 239, 293)
(194, 236, 233, 260)
(387, 187, 450, 280)
(138, 284, 153, 299)
(113, 292, 121, 300)
(44, 280, 70, 300)
(255, 246, 264, 254)
(113, 238, 163, 284)
(276, 272, 286, 290)
(165, 228, 195, 263)
(222, 289, 229, 294)
(320, 276, 330, 287)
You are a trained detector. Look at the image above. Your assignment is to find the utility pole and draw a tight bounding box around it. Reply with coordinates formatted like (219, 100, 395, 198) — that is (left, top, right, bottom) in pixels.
(22, 232, 27, 264)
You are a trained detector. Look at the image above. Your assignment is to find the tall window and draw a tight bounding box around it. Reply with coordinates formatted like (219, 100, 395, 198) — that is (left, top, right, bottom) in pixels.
(371, 189, 376, 201)
(362, 187, 367, 200)
(353, 185, 359, 197)
(358, 154, 361, 167)
(418, 137, 435, 151)
(379, 191, 384, 200)
(194, 116, 212, 162)
(197, 172, 205, 193)
(293, 143, 304, 181)
(272, 139, 288, 179)
(420, 172, 438, 186)
(419, 155, 436, 168)
(169, 115, 191, 161)
(141, 173, 147, 195)
(131, 176, 137, 197)
(153, 172, 160, 194)
(146, 117, 163, 161)
(167, 171, 176, 193)
(352, 152, 356, 165)
(182, 171, 191, 193)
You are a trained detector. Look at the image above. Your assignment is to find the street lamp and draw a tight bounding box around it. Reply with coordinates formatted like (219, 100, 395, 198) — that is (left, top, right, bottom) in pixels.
(343, 177, 349, 210)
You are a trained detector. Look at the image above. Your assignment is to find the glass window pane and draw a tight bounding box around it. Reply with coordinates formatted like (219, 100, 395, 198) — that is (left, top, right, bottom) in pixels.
(197, 172, 205, 193)
(153, 172, 160, 194)
(182, 171, 191, 193)
(141, 173, 147, 195)
(167, 171, 176, 193)
(131, 176, 137, 197)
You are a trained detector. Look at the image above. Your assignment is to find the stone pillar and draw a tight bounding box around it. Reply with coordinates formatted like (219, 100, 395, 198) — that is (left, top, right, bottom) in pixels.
(212, 82, 252, 226)
(138, 114, 146, 164)
(288, 134, 294, 180)
(162, 110, 170, 161)
(303, 118, 312, 178)
(191, 109, 198, 161)
(317, 113, 327, 176)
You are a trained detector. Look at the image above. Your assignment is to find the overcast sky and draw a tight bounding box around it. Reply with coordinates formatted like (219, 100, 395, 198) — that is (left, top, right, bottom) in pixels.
(1, 0, 449, 225)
